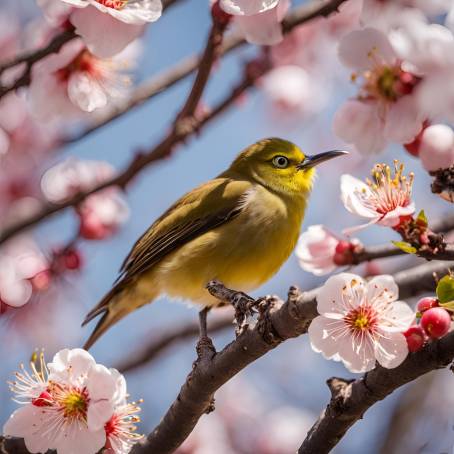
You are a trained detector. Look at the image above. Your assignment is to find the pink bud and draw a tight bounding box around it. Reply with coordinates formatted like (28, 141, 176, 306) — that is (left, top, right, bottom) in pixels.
(419, 124, 454, 172)
(420, 307, 451, 339)
(335, 240, 352, 254)
(404, 325, 426, 352)
(79, 214, 112, 240)
(56, 247, 83, 271)
(416, 297, 439, 314)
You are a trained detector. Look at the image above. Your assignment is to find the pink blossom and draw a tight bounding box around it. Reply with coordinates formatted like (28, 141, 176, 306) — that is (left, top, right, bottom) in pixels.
(334, 27, 424, 154)
(29, 38, 137, 120)
(295, 225, 341, 276)
(220, 0, 288, 45)
(56, 0, 161, 57)
(341, 161, 415, 232)
(3, 349, 141, 454)
(309, 273, 414, 373)
(261, 65, 326, 117)
(0, 238, 49, 309)
(41, 159, 129, 240)
(78, 190, 130, 240)
(418, 124, 454, 171)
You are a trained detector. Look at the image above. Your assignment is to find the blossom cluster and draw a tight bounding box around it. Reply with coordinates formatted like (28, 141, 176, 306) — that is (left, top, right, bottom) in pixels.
(3, 348, 141, 454)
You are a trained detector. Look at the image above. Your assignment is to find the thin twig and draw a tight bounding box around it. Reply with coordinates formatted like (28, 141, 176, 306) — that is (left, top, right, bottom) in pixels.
(0, 29, 77, 99)
(130, 260, 453, 454)
(61, 0, 348, 144)
(116, 314, 232, 373)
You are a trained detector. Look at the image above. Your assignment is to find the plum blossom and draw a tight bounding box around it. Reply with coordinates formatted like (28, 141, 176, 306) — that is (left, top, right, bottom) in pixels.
(219, 0, 289, 45)
(29, 38, 138, 120)
(52, 0, 162, 57)
(341, 161, 415, 232)
(333, 27, 423, 154)
(296, 225, 363, 275)
(296, 225, 340, 276)
(3, 349, 141, 454)
(309, 273, 414, 373)
(0, 238, 49, 311)
(41, 158, 130, 240)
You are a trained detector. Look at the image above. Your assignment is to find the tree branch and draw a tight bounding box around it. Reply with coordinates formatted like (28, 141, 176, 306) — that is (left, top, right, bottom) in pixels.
(61, 0, 348, 144)
(0, 29, 77, 99)
(298, 327, 454, 453)
(131, 260, 453, 454)
(116, 314, 233, 373)
(0, 0, 182, 100)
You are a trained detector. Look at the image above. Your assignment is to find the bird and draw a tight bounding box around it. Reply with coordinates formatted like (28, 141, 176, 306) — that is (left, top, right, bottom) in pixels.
(82, 138, 347, 349)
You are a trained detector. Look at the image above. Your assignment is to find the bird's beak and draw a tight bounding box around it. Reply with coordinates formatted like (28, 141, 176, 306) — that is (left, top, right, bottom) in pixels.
(297, 150, 349, 170)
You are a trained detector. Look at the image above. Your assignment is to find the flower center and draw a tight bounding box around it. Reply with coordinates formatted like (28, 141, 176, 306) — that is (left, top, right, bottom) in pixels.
(96, 0, 128, 9)
(56, 50, 103, 83)
(344, 306, 377, 333)
(357, 161, 414, 215)
(63, 390, 88, 417)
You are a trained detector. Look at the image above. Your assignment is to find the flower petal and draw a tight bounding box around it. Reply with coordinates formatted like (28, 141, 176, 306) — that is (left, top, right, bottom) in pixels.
(235, 5, 284, 46)
(340, 174, 379, 219)
(87, 400, 115, 431)
(70, 6, 145, 58)
(308, 316, 346, 359)
(339, 334, 376, 373)
(317, 272, 366, 316)
(377, 202, 415, 227)
(366, 275, 399, 305)
(381, 301, 415, 332)
(220, 0, 279, 16)
(338, 27, 396, 71)
(374, 331, 409, 368)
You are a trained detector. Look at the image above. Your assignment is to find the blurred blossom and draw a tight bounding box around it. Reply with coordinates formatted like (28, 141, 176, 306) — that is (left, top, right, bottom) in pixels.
(418, 124, 454, 171)
(261, 65, 325, 118)
(37, 0, 73, 25)
(29, 38, 138, 120)
(334, 27, 424, 154)
(41, 158, 129, 239)
(0, 237, 49, 310)
(41, 158, 115, 202)
(220, 0, 289, 45)
(78, 190, 130, 240)
(47, 0, 162, 58)
(295, 225, 340, 276)
(341, 161, 415, 233)
(309, 273, 414, 373)
(3, 348, 142, 454)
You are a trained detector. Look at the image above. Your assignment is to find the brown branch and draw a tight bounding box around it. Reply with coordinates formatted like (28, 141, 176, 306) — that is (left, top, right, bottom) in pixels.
(130, 260, 453, 454)
(353, 242, 454, 263)
(0, 29, 77, 99)
(116, 314, 232, 373)
(62, 0, 348, 144)
(0, 0, 181, 100)
(298, 327, 454, 453)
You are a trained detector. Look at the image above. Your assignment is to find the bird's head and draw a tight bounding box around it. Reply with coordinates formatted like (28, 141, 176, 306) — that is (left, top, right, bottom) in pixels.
(230, 138, 348, 196)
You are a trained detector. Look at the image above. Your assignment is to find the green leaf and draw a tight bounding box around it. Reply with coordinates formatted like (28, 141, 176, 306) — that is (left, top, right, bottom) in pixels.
(416, 210, 428, 227)
(436, 274, 454, 304)
(392, 241, 417, 254)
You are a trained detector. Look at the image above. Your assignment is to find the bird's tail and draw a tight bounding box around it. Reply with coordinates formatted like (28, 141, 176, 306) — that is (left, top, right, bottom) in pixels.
(82, 277, 156, 350)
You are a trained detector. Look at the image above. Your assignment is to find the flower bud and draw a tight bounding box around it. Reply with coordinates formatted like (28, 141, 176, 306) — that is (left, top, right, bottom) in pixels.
(416, 297, 439, 314)
(30, 270, 52, 292)
(420, 307, 451, 339)
(211, 1, 231, 27)
(404, 325, 426, 352)
(419, 124, 454, 172)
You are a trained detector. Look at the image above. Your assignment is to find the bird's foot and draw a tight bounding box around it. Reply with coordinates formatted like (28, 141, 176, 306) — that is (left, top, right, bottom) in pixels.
(257, 295, 281, 345)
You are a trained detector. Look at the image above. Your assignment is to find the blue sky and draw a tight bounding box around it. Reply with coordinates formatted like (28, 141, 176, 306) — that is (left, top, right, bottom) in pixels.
(1, 1, 453, 452)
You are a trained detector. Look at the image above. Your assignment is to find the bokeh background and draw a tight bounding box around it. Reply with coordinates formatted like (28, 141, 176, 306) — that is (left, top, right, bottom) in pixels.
(1, 1, 453, 452)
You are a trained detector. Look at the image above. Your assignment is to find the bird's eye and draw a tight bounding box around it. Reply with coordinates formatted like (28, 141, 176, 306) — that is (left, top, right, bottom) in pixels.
(272, 156, 289, 169)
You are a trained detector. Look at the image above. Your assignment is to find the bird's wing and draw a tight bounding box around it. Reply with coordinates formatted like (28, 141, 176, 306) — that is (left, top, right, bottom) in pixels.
(118, 176, 252, 283)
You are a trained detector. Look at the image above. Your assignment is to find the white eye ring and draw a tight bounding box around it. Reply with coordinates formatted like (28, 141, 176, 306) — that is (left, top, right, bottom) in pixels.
(272, 156, 289, 169)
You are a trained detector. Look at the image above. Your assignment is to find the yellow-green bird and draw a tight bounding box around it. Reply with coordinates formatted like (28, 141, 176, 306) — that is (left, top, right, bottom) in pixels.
(82, 138, 347, 349)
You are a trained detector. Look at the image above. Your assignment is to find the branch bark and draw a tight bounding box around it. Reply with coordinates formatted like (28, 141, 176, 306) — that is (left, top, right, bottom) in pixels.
(131, 260, 453, 454)
(61, 0, 348, 144)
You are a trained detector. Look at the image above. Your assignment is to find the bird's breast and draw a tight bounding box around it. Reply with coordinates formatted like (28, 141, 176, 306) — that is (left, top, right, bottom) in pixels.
(155, 185, 307, 305)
